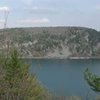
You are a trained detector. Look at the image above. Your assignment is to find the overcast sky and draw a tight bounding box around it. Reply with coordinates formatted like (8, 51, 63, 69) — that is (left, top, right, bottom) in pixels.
(0, 0, 100, 30)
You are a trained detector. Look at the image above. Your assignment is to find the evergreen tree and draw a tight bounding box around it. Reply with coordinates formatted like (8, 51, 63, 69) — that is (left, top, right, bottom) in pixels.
(84, 68, 100, 92)
(0, 49, 50, 100)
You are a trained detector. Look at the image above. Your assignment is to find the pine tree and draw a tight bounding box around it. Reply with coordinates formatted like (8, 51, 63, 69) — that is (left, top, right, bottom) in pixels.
(84, 68, 100, 92)
(0, 49, 50, 100)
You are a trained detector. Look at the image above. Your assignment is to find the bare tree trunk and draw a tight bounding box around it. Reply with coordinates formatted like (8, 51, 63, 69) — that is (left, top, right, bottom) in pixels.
(4, 11, 9, 29)
(3, 11, 9, 57)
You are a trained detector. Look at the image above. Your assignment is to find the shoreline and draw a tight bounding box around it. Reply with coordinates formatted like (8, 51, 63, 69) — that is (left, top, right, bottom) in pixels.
(20, 56, 100, 59)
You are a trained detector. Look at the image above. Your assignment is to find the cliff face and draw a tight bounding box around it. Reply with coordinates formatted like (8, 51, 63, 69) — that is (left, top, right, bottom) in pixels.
(0, 27, 100, 58)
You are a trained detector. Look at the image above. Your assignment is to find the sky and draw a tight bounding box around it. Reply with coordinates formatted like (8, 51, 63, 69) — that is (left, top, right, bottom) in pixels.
(0, 0, 100, 30)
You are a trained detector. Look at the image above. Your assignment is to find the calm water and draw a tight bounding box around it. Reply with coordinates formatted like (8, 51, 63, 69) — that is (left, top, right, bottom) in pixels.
(29, 59, 100, 99)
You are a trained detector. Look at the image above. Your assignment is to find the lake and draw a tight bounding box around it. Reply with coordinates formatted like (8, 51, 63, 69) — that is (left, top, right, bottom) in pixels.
(29, 59, 100, 99)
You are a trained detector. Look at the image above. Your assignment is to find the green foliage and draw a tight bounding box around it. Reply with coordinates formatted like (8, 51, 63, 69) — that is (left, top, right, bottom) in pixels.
(0, 49, 50, 100)
(84, 68, 100, 92)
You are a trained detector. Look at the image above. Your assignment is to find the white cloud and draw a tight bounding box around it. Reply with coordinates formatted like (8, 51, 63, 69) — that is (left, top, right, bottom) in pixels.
(22, 0, 33, 6)
(0, 7, 10, 12)
(26, 6, 57, 14)
(18, 18, 50, 24)
(0, 19, 4, 23)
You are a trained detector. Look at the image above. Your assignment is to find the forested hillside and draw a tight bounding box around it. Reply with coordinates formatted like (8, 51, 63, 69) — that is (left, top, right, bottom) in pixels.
(0, 27, 100, 58)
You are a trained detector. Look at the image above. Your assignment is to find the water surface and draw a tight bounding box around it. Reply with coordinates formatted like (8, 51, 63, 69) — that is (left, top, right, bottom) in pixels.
(29, 59, 100, 99)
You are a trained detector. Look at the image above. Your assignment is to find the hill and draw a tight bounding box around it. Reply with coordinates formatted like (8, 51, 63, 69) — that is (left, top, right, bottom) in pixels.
(0, 27, 100, 58)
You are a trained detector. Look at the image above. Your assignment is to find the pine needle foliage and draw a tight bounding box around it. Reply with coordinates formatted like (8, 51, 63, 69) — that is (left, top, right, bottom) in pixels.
(0, 49, 50, 100)
(84, 68, 100, 92)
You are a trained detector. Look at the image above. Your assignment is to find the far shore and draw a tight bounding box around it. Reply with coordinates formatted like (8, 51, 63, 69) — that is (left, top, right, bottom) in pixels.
(20, 56, 100, 59)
